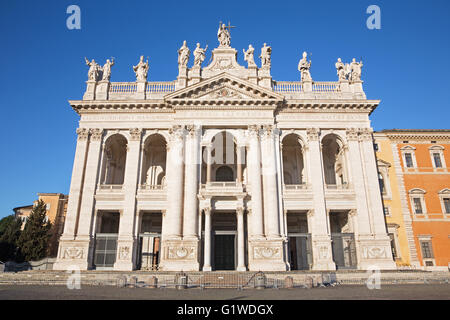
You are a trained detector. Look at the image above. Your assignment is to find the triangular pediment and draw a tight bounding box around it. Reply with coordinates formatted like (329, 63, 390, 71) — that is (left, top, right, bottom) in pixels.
(165, 72, 284, 104)
(377, 159, 391, 168)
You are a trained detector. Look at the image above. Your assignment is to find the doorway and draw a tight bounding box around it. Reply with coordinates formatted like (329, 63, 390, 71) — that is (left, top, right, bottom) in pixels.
(138, 212, 162, 270)
(211, 212, 237, 270)
(287, 212, 312, 270)
(213, 233, 235, 270)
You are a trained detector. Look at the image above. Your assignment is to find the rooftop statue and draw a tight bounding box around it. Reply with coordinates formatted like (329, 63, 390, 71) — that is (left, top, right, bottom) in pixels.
(178, 40, 190, 68)
(85, 57, 102, 81)
(243, 45, 256, 67)
(260, 43, 272, 68)
(350, 58, 363, 81)
(298, 51, 312, 81)
(102, 58, 115, 81)
(217, 22, 231, 47)
(133, 56, 149, 81)
(193, 43, 208, 67)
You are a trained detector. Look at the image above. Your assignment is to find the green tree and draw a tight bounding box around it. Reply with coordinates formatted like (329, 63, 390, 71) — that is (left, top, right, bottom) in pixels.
(17, 200, 52, 261)
(0, 215, 22, 262)
(0, 215, 15, 237)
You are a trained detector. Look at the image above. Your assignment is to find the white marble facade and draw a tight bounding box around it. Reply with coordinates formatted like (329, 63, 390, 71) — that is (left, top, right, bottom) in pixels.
(54, 27, 396, 272)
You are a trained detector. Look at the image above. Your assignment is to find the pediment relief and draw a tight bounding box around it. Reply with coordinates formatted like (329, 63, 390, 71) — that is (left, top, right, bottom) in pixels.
(165, 73, 283, 103)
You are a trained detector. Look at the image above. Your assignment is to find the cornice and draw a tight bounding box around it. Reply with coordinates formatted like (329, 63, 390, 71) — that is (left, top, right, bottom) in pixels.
(384, 133, 450, 141)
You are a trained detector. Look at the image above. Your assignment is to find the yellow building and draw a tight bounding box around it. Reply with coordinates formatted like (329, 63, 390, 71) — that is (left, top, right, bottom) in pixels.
(13, 193, 68, 257)
(374, 133, 416, 267)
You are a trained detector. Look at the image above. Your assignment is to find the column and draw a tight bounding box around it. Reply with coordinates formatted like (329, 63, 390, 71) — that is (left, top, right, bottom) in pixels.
(60, 128, 89, 240)
(236, 207, 246, 271)
(53, 128, 90, 270)
(162, 125, 185, 239)
(114, 128, 142, 271)
(359, 128, 390, 234)
(247, 125, 264, 238)
(236, 145, 243, 183)
(183, 125, 200, 239)
(261, 125, 280, 238)
(76, 128, 104, 239)
(306, 128, 336, 270)
(203, 207, 212, 271)
(206, 144, 212, 184)
(346, 128, 371, 235)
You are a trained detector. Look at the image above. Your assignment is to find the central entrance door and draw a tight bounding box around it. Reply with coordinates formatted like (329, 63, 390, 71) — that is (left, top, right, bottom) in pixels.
(214, 233, 235, 270)
(211, 212, 237, 271)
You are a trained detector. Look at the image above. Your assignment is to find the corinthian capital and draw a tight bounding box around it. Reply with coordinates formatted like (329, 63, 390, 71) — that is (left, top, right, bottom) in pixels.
(186, 124, 201, 138)
(248, 124, 261, 138)
(358, 128, 373, 141)
(306, 127, 320, 141)
(129, 128, 142, 141)
(168, 125, 185, 143)
(346, 128, 359, 141)
(89, 128, 103, 141)
(261, 124, 274, 141)
(76, 128, 89, 141)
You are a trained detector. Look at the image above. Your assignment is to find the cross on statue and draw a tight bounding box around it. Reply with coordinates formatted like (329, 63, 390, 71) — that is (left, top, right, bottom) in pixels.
(217, 21, 235, 47)
(223, 21, 236, 33)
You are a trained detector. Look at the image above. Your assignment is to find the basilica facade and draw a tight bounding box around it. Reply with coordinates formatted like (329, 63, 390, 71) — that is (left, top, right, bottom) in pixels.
(54, 26, 396, 271)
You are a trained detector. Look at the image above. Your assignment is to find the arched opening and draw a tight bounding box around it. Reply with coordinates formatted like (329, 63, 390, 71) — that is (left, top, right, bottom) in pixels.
(141, 134, 167, 188)
(203, 131, 244, 183)
(282, 134, 306, 185)
(100, 134, 128, 185)
(321, 134, 348, 186)
(216, 165, 234, 181)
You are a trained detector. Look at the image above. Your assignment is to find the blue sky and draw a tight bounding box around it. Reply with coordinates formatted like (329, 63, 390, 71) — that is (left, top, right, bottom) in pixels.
(0, 0, 449, 218)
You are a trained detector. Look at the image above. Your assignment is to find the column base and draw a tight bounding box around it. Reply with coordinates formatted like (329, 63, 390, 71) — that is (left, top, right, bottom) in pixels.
(248, 238, 288, 271)
(202, 265, 212, 271)
(114, 237, 136, 271)
(53, 239, 92, 271)
(159, 239, 200, 271)
(311, 235, 336, 271)
(236, 266, 247, 272)
(356, 235, 397, 270)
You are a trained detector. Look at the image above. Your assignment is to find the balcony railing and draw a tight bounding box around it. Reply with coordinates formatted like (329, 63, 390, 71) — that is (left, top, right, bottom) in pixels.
(139, 184, 165, 190)
(326, 183, 351, 190)
(272, 81, 303, 93)
(273, 81, 340, 93)
(283, 183, 308, 190)
(145, 81, 176, 93)
(109, 82, 137, 93)
(200, 181, 245, 193)
(312, 82, 339, 92)
(97, 184, 123, 191)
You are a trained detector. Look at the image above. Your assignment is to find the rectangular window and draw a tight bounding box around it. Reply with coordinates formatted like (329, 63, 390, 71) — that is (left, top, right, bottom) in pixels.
(383, 207, 390, 216)
(420, 240, 434, 259)
(433, 153, 442, 168)
(405, 153, 414, 168)
(444, 198, 450, 214)
(413, 198, 423, 214)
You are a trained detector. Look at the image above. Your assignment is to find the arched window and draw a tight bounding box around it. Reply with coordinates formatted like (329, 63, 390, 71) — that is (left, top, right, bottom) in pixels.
(322, 134, 348, 186)
(100, 134, 128, 185)
(282, 134, 306, 185)
(141, 134, 167, 187)
(216, 166, 234, 182)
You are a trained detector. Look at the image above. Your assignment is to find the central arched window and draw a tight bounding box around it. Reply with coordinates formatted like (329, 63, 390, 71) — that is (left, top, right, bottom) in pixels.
(215, 165, 234, 181)
(282, 134, 306, 185)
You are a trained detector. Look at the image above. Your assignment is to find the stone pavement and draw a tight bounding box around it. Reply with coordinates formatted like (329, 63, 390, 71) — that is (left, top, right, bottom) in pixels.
(0, 284, 449, 300)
